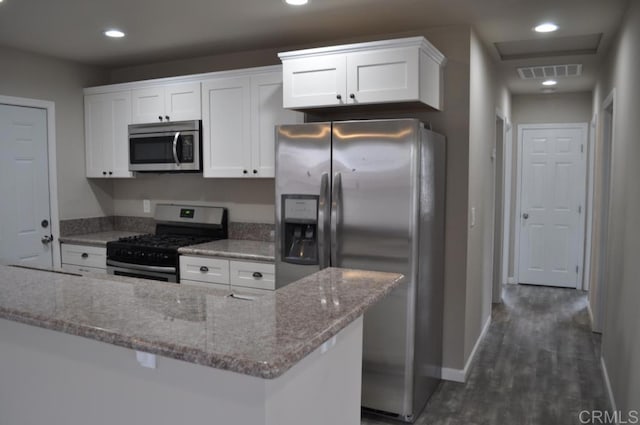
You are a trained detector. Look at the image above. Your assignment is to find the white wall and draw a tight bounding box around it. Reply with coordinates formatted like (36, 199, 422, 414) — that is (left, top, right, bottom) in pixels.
(0, 45, 112, 220)
(113, 175, 275, 223)
(590, 0, 640, 412)
(465, 30, 511, 364)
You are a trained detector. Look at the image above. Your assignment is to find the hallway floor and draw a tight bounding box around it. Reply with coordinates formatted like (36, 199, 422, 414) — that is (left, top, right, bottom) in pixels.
(362, 284, 610, 425)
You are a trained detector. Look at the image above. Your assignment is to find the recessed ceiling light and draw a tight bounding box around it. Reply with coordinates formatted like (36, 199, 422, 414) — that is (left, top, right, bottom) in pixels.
(542, 80, 558, 86)
(284, 0, 308, 5)
(104, 29, 125, 38)
(535, 23, 559, 33)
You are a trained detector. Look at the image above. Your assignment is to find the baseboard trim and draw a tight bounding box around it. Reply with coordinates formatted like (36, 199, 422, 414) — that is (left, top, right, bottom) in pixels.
(600, 356, 617, 413)
(441, 315, 492, 383)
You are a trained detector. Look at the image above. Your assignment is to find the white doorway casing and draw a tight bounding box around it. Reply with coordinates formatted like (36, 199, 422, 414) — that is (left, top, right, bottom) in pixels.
(0, 95, 60, 269)
(590, 90, 615, 333)
(514, 123, 588, 288)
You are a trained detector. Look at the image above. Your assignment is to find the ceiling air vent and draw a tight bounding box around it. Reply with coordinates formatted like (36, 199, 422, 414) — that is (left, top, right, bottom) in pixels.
(517, 64, 583, 80)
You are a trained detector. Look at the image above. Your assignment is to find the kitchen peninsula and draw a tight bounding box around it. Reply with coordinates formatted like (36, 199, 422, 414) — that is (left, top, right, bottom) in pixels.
(0, 264, 402, 425)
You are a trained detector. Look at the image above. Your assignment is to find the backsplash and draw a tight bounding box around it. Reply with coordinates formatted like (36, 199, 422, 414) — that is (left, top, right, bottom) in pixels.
(59, 216, 115, 236)
(59, 217, 274, 242)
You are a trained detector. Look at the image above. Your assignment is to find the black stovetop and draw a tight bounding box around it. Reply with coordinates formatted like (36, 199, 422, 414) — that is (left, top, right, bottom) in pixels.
(107, 223, 226, 268)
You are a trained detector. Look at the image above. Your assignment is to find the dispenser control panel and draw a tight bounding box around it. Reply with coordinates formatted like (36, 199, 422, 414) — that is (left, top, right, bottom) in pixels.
(281, 195, 319, 265)
(284, 198, 317, 222)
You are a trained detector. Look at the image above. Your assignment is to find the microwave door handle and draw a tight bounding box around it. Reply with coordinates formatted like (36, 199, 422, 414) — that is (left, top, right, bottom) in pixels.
(172, 132, 181, 166)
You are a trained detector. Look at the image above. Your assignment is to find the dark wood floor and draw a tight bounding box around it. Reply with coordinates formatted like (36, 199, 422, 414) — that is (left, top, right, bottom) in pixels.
(362, 284, 610, 425)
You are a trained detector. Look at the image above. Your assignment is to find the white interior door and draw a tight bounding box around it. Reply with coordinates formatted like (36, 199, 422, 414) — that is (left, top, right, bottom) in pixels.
(0, 104, 53, 267)
(518, 124, 587, 288)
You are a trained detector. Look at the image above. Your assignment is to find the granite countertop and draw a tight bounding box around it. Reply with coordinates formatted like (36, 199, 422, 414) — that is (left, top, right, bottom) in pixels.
(59, 231, 146, 247)
(0, 264, 403, 379)
(179, 239, 275, 262)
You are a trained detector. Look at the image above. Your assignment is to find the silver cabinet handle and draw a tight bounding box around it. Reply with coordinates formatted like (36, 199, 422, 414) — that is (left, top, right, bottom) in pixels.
(252, 272, 263, 279)
(200, 266, 209, 273)
(330, 172, 341, 267)
(81, 253, 89, 259)
(523, 213, 529, 219)
(318, 172, 330, 269)
(172, 132, 181, 166)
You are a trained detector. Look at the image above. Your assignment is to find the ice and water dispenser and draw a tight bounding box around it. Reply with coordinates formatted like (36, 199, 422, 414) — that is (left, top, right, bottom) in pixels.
(281, 195, 319, 265)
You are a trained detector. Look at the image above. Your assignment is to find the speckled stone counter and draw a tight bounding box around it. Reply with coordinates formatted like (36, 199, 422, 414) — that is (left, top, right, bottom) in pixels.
(0, 264, 402, 379)
(59, 231, 145, 247)
(179, 239, 275, 262)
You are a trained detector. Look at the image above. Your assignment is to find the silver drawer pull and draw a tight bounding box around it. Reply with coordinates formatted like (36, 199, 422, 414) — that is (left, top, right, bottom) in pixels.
(200, 266, 209, 273)
(81, 253, 89, 259)
(252, 272, 263, 279)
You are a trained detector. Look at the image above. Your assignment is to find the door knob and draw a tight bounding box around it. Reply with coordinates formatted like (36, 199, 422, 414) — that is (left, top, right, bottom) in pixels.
(165, 115, 170, 121)
(41, 235, 53, 244)
(523, 213, 529, 219)
(158, 116, 163, 121)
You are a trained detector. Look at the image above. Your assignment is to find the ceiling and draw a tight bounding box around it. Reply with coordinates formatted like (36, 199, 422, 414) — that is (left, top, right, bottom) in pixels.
(0, 0, 629, 94)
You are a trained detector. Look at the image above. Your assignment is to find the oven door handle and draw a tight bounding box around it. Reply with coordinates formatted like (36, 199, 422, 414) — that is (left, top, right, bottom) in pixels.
(172, 132, 181, 167)
(106, 260, 176, 274)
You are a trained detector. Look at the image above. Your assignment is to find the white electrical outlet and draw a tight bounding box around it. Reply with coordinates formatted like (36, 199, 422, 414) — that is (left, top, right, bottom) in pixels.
(471, 207, 476, 228)
(143, 199, 151, 214)
(136, 351, 156, 369)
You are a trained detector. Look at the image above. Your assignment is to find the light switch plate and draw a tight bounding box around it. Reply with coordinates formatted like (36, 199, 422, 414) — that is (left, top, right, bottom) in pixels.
(143, 199, 151, 214)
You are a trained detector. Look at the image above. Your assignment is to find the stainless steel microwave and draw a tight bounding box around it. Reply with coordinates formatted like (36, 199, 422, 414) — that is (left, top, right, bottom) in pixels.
(128, 120, 201, 172)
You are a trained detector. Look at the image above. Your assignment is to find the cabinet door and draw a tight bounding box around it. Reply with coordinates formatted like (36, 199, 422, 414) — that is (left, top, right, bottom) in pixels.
(131, 87, 164, 124)
(179, 255, 230, 284)
(229, 261, 275, 290)
(202, 77, 252, 178)
(251, 72, 304, 178)
(345, 47, 419, 105)
(84, 91, 132, 178)
(60, 244, 107, 269)
(164, 82, 201, 121)
(282, 55, 347, 108)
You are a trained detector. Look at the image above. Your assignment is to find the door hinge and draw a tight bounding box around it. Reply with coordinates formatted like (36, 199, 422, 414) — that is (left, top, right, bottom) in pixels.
(581, 144, 584, 153)
(578, 205, 582, 214)
(576, 265, 579, 274)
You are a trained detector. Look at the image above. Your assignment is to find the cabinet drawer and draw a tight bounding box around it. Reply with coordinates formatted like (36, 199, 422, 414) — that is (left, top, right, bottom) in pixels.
(181, 279, 230, 291)
(61, 264, 107, 275)
(229, 261, 275, 290)
(179, 256, 229, 284)
(60, 244, 106, 269)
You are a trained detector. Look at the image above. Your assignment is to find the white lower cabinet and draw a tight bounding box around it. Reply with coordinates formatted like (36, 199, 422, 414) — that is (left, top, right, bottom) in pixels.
(179, 256, 230, 287)
(60, 244, 107, 274)
(178, 255, 275, 292)
(229, 260, 275, 291)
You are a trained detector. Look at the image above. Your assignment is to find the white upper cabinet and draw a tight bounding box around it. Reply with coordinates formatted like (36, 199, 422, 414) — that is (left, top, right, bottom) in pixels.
(84, 91, 133, 178)
(131, 82, 201, 124)
(279, 37, 446, 110)
(202, 69, 302, 178)
(202, 76, 252, 178)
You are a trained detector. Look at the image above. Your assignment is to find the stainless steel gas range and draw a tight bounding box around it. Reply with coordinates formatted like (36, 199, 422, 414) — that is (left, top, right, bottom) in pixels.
(106, 204, 228, 283)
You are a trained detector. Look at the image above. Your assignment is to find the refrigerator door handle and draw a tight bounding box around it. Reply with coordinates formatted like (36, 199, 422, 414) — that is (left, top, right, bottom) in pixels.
(330, 172, 342, 266)
(318, 172, 330, 269)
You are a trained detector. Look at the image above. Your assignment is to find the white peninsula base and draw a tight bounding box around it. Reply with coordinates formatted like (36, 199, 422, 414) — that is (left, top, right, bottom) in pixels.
(0, 317, 363, 425)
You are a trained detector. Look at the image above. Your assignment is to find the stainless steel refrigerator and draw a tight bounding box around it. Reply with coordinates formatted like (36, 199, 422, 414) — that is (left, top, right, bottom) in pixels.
(275, 119, 446, 422)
